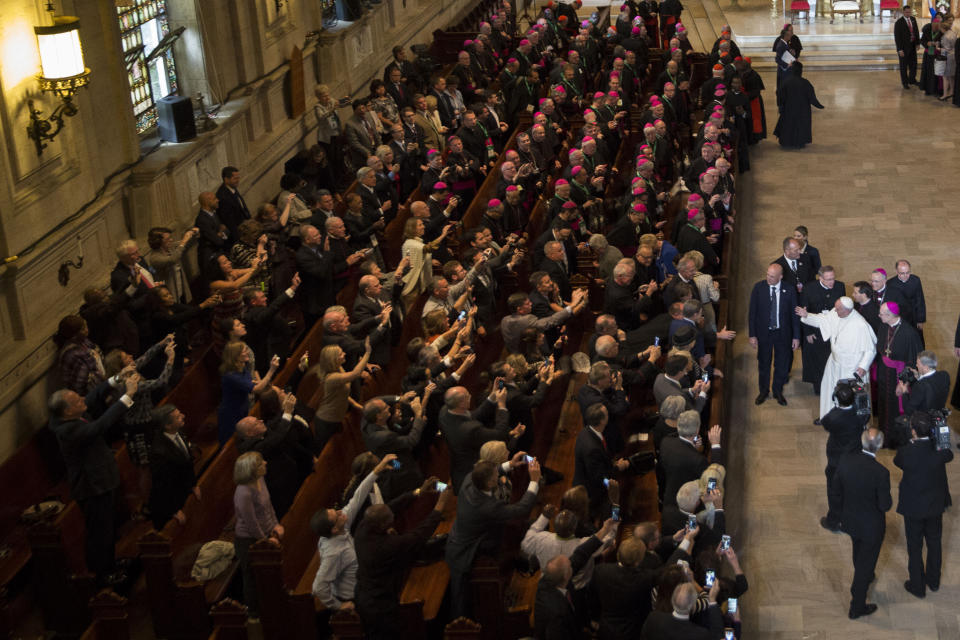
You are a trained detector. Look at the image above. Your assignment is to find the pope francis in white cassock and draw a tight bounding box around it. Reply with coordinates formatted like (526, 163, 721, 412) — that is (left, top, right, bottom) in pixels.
(795, 296, 877, 418)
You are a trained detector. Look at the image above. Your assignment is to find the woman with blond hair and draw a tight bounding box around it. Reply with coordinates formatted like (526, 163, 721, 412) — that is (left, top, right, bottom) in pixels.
(310, 340, 372, 450)
(233, 451, 283, 621)
(400, 217, 454, 309)
(217, 342, 278, 445)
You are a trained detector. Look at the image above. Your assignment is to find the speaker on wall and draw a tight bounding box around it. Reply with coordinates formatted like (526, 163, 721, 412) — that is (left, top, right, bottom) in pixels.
(157, 95, 196, 143)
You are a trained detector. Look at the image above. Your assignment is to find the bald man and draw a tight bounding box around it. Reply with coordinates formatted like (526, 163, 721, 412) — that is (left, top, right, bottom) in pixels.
(194, 190, 227, 269)
(748, 263, 801, 406)
(438, 384, 512, 494)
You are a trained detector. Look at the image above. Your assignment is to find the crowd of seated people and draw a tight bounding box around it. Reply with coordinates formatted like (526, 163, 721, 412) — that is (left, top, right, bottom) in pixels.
(45, 1, 756, 636)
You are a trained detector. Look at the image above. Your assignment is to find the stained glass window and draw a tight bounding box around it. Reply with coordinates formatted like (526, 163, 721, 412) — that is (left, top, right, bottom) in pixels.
(117, 0, 179, 134)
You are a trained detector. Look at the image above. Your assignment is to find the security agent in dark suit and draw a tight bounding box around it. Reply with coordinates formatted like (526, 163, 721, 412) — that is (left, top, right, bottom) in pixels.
(534, 518, 612, 640)
(148, 405, 197, 530)
(820, 383, 869, 533)
(894, 6, 921, 88)
(48, 373, 140, 586)
(830, 428, 892, 619)
(574, 403, 631, 515)
(894, 411, 953, 598)
(897, 350, 951, 415)
(748, 263, 800, 406)
(439, 384, 515, 494)
(354, 486, 450, 640)
(446, 459, 541, 619)
(215, 166, 251, 242)
(640, 581, 725, 639)
(773, 236, 814, 293)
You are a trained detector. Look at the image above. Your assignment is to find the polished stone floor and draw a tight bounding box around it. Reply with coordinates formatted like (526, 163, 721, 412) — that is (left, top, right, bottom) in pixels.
(727, 69, 960, 638)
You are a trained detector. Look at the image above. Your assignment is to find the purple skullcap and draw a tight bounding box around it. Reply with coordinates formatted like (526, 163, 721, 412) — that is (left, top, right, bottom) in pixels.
(671, 47, 680, 53)
(519, 38, 530, 46)
(632, 26, 641, 34)
(427, 149, 439, 158)
(631, 176, 643, 183)
(555, 178, 569, 185)
(533, 111, 544, 118)
(562, 201, 577, 209)
(639, 144, 651, 151)
(620, 2, 628, 8)
(571, 165, 584, 176)
(687, 209, 700, 220)
(699, 171, 710, 180)
(593, 91, 606, 99)
(885, 301, 900, 315)
(508, 57, 518, 64)
(687, 193, 702, 202)
(654, 119, 665, 126)
(506, 185, 518, 192)
(553, 85, 566, 93)
(714, 89, 725, 96)
(539, 98, 548, 105)
(480, 21, 490, 27)
(464, 39, 473, 46)
(581, 20, 591, 28)
(609, 70, 621, 78)
(433, 181, 447, 190)
(569, 50, 578, 57)
(487, 198, 502, 208)
(632, 186, 643, 195)
(643, 123, 655, 130)
(582, 135, 595, 143)
(677, 24, 686, 32)
(632, 203, 648, 213)
(607, 91, 619, 97)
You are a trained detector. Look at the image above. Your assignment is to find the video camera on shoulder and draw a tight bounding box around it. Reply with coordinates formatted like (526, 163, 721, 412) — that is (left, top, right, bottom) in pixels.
(897, 368, 918, 385)
(834, 376, 870, 418)
(915, 409, 952, 451)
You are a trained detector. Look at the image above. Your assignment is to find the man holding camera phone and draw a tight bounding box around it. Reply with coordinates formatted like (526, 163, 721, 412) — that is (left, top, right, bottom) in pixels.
(893, 411, 953, 598)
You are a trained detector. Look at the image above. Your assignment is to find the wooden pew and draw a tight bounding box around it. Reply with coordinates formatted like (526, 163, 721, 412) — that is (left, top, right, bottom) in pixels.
(77, 591, 129, 640)
(208, 599, 249, 640)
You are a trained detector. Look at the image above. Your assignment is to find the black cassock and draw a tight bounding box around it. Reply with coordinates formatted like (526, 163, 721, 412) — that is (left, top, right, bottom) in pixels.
(875, 321, 923, 440)
(742, 68, 767, 143)
(953, 312, 960, 409)
(919, 24, 940, 97)
(801, 280, 846, 389)
(774, 66, 824, 149)
(724, 90, 752, 173)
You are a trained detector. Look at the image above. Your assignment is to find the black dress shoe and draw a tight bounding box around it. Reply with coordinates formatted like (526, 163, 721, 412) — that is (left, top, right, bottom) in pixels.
(813, 418, 822, 426)
(820, 517, 841, 533)
(904, 581, 926, 598)
(755, 392, 768, 405)
(848, 603, 878, 619)
(773, 393, 787, 406)
(927, 581, 939, 592)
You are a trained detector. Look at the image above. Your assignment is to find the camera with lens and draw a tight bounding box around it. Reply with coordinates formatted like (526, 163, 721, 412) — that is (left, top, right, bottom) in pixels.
(897, 368, 918, 385)
(834, 376, 870, 418)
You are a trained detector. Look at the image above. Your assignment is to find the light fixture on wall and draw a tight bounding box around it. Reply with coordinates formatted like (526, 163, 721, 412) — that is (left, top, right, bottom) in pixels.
(27, 14, 91, 156)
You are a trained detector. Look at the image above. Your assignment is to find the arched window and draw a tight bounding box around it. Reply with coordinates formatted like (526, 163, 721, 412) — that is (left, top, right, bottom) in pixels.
(117, 0, 180, 133)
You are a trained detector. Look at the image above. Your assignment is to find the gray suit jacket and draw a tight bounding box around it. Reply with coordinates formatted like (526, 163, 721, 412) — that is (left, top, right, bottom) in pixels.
(445, 471, 538, 573)
(500, 309, 572, 353)
(653, 373, 706, 413)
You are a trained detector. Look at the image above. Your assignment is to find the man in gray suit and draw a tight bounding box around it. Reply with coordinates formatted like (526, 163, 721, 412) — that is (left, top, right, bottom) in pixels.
(653, 354, 709, 413)
(445, 459, 541, 619)
(500, 289, 588, 353)
(343, 99, 378, 171)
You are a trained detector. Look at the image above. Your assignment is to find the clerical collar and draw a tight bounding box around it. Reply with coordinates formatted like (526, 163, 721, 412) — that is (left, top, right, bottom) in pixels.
(672, 610, 690, 620)
(861, 449, 877, 458)
(820, 281, 832, 290)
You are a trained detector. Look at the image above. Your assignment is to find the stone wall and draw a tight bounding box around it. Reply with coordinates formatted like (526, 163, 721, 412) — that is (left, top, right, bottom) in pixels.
(0, 0, 475, 463)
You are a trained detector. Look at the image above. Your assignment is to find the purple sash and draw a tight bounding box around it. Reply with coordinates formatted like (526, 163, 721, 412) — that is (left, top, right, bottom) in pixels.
(881, 355, 906, 413)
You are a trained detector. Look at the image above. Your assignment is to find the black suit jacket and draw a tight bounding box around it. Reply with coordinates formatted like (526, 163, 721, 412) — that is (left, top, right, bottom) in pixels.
(542, 259, 572, 301)
(660, 437, 723, 508)
(773, 255, 814, 290)
(534, 536, 604, 640)
(604, 279, 655, 331)
(351, 296, 392, 365)
(215, 184, 251, 241)
(194, 209, 227, 268)
(904, 370, 950, 414)
(439, 402, 511, 494)
(148, 430, 196, 529)
(243, 290, 293, 375)
(445, 471, 539, 573)
(573, 427, 616, 509)
(593, 547, 684, 640)
(640, 607, 723, 640)
(822, 406, 866, 462)
(50, 380, 127, 501)
(894, 439, 953, 519)
(895, 15, 920, 51)
(747, 279, 801, 342)
(832, 450, 892, 540)
(294, 244, 341, 316)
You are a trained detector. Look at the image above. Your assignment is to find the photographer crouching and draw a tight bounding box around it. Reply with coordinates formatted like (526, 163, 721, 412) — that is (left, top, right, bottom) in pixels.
(892, 410, 953, 598)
